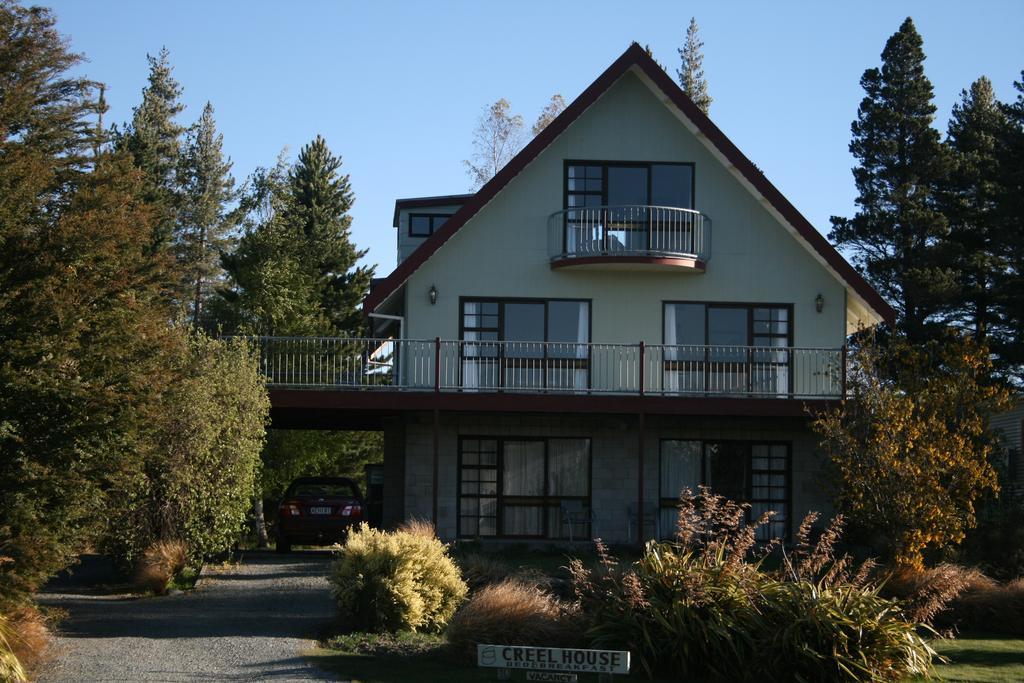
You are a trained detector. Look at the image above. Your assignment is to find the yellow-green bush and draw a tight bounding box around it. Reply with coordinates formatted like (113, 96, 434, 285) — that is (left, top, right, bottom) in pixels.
(329, 523, 467, 633)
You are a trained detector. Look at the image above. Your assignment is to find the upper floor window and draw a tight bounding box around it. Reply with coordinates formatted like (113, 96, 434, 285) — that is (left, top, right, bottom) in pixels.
(663, 302, 792, 395)
(565, 161, 694, 210)
(409, 213, 451, 238)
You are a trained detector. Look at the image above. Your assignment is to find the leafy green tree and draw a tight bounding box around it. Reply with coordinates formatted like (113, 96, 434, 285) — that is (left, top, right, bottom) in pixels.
(812, 331, 1011, 568)
(830, 18, 953, 342)
(117, 47, 186, 254)
(939, 77, 1007, 345)
(677, 17, 712, 115)
(106, 333, 268, 567)
(177, 102, 238, 327)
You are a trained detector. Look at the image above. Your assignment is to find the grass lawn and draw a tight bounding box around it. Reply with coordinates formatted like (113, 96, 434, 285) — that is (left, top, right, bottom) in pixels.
(928, 635, 1024, 682)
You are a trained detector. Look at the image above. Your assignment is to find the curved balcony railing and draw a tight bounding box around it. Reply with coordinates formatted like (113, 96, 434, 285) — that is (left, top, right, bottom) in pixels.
(547, 205, 710, 265)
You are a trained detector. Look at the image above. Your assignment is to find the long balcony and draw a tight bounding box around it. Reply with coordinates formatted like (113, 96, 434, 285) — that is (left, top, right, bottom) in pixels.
(251, 337, 844, 400)
(547, 205, 710, 271)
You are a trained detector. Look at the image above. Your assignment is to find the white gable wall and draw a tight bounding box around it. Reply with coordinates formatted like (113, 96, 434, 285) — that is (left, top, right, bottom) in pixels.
(404, 71, 847, 349)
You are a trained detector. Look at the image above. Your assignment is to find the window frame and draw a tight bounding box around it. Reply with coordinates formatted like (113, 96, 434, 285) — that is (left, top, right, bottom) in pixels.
(658, 438, 792, 541)
(563, 160, 696, 211)
(661, 301, 795, 395)
(408, 212, 452, 238)
(457, 435, 592, 540)
(458, 297, 593, 392)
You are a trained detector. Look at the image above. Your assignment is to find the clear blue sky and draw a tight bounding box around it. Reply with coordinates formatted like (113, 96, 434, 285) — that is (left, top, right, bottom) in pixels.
(46, 0, 1024, 275)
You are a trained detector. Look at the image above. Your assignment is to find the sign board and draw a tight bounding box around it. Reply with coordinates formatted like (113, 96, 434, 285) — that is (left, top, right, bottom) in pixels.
(477, 645, 630, 675)
(526, 673, 577, 682)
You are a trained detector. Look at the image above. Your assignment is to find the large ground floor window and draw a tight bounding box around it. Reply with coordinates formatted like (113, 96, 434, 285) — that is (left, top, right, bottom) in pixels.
(659, 439, 790, 541)
(458, 437, 591, 539)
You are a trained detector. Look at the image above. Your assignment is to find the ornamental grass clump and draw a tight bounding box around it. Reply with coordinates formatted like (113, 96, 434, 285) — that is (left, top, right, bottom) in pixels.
(445, 579, 581, 661)
(570, 488, 936, 682)
(330, 523, 467, 633)
(0, 612, 27, 683)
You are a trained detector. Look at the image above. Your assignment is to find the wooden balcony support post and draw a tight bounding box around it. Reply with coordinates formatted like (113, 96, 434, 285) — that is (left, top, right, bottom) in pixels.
(637, 410, 645, 544)
(638, 341, 645, 396)
(432, 337, 441, 528)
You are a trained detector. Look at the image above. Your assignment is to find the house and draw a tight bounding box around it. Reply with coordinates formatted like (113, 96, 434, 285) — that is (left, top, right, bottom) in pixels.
(992, 400, 1024, 496)
(266, 44, 894, 543)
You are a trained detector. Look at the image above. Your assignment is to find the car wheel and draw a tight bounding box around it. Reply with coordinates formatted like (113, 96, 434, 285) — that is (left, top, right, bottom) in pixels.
(276, 536, 291, 553)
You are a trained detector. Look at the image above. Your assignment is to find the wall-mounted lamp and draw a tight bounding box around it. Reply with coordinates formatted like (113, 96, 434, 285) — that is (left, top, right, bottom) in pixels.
(429, 284, 438, 305)
(815, 293, 824, 313)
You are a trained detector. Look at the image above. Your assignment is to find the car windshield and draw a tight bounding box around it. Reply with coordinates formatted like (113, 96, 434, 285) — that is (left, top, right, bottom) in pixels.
(290, 482, 358, 498)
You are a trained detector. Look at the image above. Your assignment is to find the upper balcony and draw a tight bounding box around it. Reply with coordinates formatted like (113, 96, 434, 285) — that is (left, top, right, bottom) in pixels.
(548, 205, 710, 271)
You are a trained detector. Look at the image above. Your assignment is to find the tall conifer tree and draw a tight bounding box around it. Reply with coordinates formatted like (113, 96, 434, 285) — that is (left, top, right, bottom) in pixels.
(939, 77, 1007, 343)
(677, 18, 712, 115)
(177, 102, 238, 327)
(994, 73, 1024, 382)
(118, 47, 186, 253)
(284, 136, 374, 336)
(829, 18, 952, 342)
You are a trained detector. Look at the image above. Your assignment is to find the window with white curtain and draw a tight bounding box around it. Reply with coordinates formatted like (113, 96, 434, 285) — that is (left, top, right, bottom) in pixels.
(658, 440, 701, 538)
(663, 303, 793, 396)
(458, 437, 591, 539)
(460, 299, 589, 391)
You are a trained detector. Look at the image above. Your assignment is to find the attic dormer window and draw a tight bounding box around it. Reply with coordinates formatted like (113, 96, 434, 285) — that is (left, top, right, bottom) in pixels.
(409, 213, 451, 238)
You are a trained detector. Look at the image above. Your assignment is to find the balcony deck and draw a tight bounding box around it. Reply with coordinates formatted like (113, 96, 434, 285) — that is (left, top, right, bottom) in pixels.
(252, 337, 845, 427)
(548, 205, 710, 270)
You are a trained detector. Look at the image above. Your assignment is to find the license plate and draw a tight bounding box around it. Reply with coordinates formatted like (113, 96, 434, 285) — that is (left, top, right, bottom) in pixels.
(309, 506, 332, 515)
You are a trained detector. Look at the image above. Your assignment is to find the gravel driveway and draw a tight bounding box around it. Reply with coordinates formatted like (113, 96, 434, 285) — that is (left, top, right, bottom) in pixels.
(38, 551, 339, 682)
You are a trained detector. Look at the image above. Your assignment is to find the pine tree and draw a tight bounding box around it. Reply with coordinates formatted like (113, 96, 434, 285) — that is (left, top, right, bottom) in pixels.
(994, 73, 1024, 383)
(532, 94, 565, 136)
(939, 77, 1007, 343)
(177, 102, 238, 327)
(829, 18, 953, 342)
(118, 47, 186, 253)
(284, 136, 374, 336)
(677, 18, 712, 115)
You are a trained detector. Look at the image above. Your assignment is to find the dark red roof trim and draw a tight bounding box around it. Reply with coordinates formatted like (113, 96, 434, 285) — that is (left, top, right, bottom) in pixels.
(366, 43, 895, 324)
(392, 194, 474, 227)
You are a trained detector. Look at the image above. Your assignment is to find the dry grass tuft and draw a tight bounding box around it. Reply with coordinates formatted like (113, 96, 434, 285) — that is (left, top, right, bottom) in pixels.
(938, 576, 1024, 635)
(135, 539, 188, 595)
(7, 606, 51, 677)
(446, 579, 580, 661)
(398, 518, 436, 538)
(881, 563, 986, 624)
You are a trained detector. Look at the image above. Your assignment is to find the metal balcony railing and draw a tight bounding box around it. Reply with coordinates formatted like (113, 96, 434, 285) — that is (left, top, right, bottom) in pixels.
(547, 205, 710, 264)
(249, 337, 845, 399)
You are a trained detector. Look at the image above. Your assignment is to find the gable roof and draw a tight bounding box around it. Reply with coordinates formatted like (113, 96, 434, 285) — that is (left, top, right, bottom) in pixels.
(365, 43, 895, 325)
